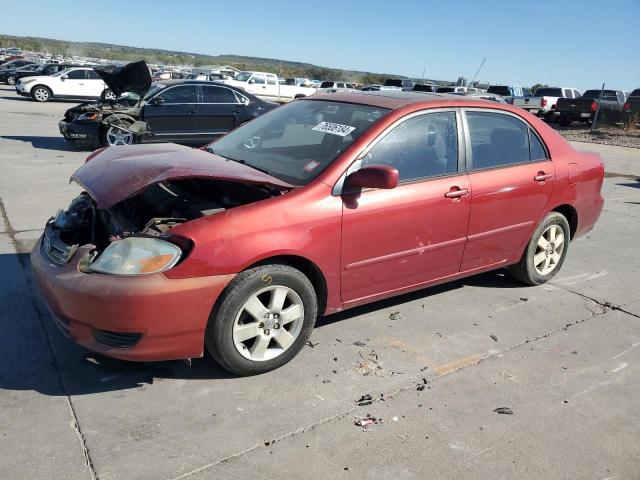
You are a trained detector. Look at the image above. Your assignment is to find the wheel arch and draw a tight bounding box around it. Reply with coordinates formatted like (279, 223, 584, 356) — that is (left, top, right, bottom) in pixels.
(551, 204, 578, 239)
(246, 254, 328, 316)
(32, 84, 52, 95)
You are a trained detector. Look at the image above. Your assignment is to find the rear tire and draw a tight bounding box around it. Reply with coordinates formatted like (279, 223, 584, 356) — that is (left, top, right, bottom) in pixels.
(558, 117, 571, 127)
(31, 85, 51, 102)
(7, 75, 16, 85)
(509, 212, 570, 286)
(101, 89, 116, 102)
(205, 264, 317, 376)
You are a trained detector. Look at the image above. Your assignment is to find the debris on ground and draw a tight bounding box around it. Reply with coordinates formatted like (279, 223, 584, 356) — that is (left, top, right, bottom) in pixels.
(354, 414, 383, 431)
(336, 338, 342, 343)
(571, 350, 578, 355)
(417, 384, 426, 391)
(322, 379, 331, 384)
(490, 334, 498, 342)
(356, 394, 373, 406)
(333, 356, 338, 362)
(355, 350, 386, 376)
(420, 366, 429, 372)
(305, 340, 319, 348)
(353, 341, 367, 347)
(389, 311, 403, 321)
(520, 297, 529, 302)
(493, 407, 513, 415)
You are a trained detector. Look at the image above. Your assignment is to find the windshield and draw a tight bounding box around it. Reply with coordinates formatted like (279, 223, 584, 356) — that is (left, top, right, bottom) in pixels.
(52, 68, 75, 77)
(487, 86, 511, 96)
(143, 83, 166, 100)
(234, 72, 253, 82)
(320, 81, 334, 88)
(207, 100, 390, 185)
(384, 79, 403, 87)
(534, 88, 562, 97)
(582, 90, 617, 100)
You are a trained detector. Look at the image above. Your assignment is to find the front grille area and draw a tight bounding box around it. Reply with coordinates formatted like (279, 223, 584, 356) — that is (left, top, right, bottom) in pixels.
(93, 329, 143, 349)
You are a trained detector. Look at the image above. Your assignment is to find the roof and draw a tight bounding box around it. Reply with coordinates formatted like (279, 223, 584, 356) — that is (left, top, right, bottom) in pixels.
(306, 90, 523, 112)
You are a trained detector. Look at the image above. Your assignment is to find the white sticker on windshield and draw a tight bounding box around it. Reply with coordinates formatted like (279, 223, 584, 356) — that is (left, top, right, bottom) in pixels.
(312, 121, 356, 137)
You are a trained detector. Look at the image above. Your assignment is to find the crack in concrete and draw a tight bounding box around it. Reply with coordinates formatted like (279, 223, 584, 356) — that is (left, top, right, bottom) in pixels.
(168, 290, 618, 480)
(0, 196, 98, 480)
(550, 281, 640, 320)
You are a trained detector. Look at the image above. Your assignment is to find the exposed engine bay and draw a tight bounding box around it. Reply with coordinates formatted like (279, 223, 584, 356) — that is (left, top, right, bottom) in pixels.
(45, 179, 278, 264)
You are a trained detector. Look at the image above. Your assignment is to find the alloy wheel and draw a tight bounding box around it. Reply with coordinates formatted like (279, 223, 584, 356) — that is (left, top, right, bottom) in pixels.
(534, 224, 565, 275)
(34, 88, 49, 102)
(105, 126, 133, 146)
(7, 76, 15, 85)
(103, 90, 116, 101)
(232, 285, 305, 361)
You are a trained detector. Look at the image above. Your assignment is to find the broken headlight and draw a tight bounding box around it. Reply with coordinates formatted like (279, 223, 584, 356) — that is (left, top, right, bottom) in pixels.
(89, 237, 182, 275)
(76, 112, 100, 121)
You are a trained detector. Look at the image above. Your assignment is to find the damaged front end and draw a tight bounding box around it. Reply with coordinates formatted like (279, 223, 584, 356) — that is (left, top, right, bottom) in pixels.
(59, 60, 153, 147)
(42, 178, 281, 275)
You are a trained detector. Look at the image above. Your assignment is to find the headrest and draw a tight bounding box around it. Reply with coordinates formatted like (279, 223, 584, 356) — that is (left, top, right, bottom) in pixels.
(490, 127, 526, 150)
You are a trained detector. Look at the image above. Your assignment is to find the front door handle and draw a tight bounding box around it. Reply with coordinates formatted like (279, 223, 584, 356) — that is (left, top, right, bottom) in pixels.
(534, 172, 552, 182)
(187, 109, 197, 115)
(444, 187, 469, 199)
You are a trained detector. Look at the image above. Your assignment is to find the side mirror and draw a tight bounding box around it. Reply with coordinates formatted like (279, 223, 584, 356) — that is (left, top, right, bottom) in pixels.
(239, 96, 249, 105)
(151, 96, 164, 105)
(345, 165, 399, 190)
(61, 74, 67, 81)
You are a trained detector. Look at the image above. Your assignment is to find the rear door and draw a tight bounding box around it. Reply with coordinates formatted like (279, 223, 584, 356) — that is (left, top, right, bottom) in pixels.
(142, 84, 200, 143)
(264, 74, 280, 101)
(460, 109, 555, 271)
(84, 69, 107, 97)
(199, 84, 241, 140)
(341, 109, 471, 302)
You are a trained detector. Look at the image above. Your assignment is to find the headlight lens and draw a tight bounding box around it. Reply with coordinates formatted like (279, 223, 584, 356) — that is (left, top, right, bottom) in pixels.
(90, 237, 182, 275)
(22, 79, 36, 85)
(77, 112, 100, 121)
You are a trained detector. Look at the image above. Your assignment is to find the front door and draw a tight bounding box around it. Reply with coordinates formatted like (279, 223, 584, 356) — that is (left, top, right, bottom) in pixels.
(341, 110, 471, 303)
(143, 84, 200, 143)
(198, 84, 240, 141)
(460, 109, 555, 271)
(57, 69, 88, 96)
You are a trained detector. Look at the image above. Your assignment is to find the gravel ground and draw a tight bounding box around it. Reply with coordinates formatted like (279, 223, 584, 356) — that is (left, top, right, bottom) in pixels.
(554, 124, 640, 149)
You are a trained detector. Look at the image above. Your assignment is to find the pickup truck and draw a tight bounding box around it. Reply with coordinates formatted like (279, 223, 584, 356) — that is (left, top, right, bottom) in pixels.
(222, 71, 316, 103)
(556, 89, 629, 126)
(623, 88, 640, 126)
(514, 87, 581, 120)
(486, 85, 531, 104)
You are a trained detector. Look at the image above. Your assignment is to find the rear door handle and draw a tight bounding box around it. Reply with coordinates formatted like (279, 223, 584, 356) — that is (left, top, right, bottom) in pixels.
(187, 110, 197, 115)
(444, 187, 469, 199)
(534, 172, 553, 182)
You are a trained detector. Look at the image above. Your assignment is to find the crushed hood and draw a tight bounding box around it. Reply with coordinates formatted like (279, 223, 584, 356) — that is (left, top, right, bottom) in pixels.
(93, 60, 151, 97)
(71, 144, 294, 209)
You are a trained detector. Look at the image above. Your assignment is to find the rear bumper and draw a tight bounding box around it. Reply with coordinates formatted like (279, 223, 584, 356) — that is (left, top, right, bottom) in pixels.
(31, 237, 235, 361)
(556, 111, 594, 121)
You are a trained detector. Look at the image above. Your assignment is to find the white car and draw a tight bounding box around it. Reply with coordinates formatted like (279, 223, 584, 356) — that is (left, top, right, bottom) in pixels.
(15, 67, 114, 103)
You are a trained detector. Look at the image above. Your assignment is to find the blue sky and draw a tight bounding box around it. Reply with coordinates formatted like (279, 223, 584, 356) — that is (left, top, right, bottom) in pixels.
(3, 0, 639, 91)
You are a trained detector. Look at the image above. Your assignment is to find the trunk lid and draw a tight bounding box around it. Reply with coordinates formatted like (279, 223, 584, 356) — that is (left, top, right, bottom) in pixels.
(72, 143, 294, 208)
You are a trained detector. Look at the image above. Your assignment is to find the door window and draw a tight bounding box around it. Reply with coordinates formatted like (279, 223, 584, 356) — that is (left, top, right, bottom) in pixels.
(564, 88, 573, 98)
(155, 85, 198, 104)
(66, 69, 86, 79)
(251, 74, 266, 85)
(266, 75, 277, 85)
(362, 111, 459, 182)
(86, 70, 100, 79)
(202, 85, 237, 103)
(466, 111, 547, 169)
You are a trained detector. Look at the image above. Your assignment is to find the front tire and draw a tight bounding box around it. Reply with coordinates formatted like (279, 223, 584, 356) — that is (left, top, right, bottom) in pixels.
(101, 122, 135, 146)
(32, 86, 51, 102)
(101, 89, 116, 102)
(205, 264, 317, 376)
(509, 212, 570, 286)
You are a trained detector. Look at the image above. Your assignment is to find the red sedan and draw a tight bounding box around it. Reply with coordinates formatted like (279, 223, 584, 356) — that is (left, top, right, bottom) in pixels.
(31, 92, 604, 375)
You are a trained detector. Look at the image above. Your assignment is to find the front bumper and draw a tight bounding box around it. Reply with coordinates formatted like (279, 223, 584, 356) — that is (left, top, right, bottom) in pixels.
(59, 120, 101, 147)
(31, 237, 235, 361)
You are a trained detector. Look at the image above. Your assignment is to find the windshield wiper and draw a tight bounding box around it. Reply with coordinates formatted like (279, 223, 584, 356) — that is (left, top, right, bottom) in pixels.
(209, 149, 272, 175)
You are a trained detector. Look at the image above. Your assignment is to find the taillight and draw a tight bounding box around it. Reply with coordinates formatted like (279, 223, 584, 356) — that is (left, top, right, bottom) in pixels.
(623, 102, 631, 111)
(541, 98, 547, 107)
(590, 101, 598, 112)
